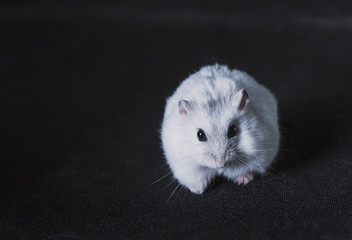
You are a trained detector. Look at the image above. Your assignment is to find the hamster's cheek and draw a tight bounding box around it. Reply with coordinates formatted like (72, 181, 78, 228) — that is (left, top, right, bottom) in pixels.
(239, 131, 256, 154)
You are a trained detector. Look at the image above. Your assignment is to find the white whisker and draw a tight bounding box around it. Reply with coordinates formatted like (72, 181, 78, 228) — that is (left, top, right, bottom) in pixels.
(167, 184, 180, 203)
(147, 172, 173, 187)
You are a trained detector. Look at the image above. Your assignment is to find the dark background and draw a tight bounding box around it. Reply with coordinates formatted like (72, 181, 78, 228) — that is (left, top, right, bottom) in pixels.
(1, 1, 352, 239)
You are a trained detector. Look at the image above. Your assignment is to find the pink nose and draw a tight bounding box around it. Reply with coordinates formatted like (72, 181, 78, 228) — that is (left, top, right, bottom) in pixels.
(215, 161, 225, 168)
(211, 154, 225, 168)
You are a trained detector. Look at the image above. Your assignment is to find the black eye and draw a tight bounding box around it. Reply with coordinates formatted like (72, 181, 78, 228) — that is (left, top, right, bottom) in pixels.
(227, 124, 238, 138)
(197, 129, 207, 142)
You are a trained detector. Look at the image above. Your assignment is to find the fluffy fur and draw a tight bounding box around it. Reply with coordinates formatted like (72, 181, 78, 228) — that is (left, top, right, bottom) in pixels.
(161, 65, 279, 194)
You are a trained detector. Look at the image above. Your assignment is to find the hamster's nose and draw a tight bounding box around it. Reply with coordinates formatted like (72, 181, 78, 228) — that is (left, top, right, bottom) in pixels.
(211, 153, 225, 160)
(211, 154, 226, 168)
(215, 161, 225, 168)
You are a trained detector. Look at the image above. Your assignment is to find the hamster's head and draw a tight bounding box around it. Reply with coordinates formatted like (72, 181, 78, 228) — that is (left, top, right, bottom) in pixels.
(176, 88, 258, 170)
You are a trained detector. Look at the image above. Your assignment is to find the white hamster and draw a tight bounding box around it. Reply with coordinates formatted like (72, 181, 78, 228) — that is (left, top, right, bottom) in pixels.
(161, 64, 279, 194)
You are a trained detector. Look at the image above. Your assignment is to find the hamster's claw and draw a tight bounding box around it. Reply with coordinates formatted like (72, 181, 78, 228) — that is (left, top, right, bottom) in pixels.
(234, 173, 254, 185)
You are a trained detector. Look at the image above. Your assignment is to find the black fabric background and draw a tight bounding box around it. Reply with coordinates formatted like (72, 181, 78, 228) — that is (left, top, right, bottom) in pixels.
(1, 1, 352, 239)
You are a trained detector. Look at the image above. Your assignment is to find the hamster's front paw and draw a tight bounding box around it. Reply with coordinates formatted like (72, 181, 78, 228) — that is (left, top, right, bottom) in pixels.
(176, 168, 215, 194)
(188, 183, 207, 194)
(234, 173, 254, 185)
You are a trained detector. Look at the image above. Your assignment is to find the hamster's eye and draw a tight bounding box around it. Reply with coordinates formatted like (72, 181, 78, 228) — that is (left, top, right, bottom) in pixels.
(227, 124, 238, 138)
(197, 129, 207, 142)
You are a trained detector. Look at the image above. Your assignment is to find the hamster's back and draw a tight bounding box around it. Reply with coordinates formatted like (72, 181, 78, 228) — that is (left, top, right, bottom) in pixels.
(164, 65, 278, 127)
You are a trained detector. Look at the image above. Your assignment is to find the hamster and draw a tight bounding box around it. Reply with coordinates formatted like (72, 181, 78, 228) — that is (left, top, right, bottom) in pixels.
(161, 64, 279, 194)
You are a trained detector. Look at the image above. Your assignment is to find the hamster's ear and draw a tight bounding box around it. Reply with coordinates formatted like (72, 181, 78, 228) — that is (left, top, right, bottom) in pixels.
(233, 89, 249, 111)
(178, 100, 194, 115)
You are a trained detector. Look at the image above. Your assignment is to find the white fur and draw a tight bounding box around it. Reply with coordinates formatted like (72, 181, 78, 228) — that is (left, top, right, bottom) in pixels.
(161, 64, 279, 194)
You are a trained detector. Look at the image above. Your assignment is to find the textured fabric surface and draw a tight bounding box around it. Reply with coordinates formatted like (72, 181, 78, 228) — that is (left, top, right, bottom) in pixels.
(1, 1, 352, 239)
